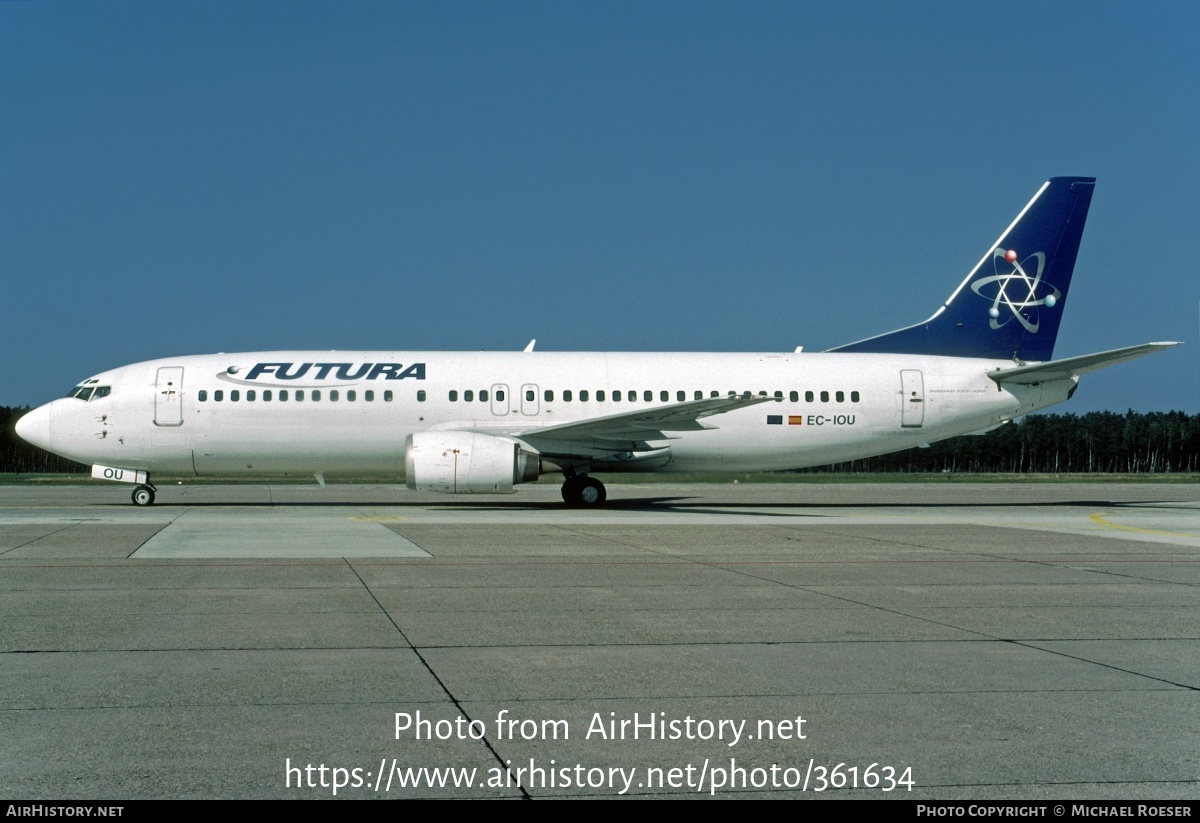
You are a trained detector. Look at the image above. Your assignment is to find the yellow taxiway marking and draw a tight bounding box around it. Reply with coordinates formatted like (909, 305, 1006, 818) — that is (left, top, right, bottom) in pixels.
(1089, 512, 1199, 539)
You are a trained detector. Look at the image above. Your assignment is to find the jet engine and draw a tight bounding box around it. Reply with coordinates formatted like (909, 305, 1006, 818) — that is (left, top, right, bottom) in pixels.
(405, 431, 540, 494)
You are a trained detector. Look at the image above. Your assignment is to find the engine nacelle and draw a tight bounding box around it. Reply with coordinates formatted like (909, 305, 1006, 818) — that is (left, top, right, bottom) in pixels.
(405, 431, 540, 494)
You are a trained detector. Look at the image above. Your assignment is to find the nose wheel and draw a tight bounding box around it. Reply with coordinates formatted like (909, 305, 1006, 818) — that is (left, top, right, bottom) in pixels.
(132, 484, 156, 507)
(561, 475, 606, 507)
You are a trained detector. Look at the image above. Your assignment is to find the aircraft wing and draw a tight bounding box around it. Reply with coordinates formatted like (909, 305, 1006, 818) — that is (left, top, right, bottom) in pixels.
(518, 395, 777, 444)
(988, 342, 1180, 385)
(423, 395, 777, 462)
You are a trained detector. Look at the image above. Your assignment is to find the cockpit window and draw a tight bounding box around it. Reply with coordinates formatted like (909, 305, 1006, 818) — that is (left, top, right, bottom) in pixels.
(65, 385, 111, 401)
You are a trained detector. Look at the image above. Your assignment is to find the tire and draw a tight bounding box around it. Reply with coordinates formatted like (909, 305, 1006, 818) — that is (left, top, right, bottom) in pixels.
(561, 476, 583, 504)
(132, 485, 155, 507)
(577, 477, 606, 506)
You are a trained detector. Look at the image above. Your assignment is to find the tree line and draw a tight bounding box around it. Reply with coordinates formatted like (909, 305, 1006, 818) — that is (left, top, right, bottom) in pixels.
(804, 410, 1200, 474)
(3, 405, 1199, 475)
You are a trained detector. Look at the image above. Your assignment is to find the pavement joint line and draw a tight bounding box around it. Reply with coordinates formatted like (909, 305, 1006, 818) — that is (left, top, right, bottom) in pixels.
(125, 522, 173, 560)
(2, 556, 1197, 570)
(343, 558, 531, 800)
(1013, 640, 1200, 692)
(6, 638, 1198, 656)
(566, 524, 1010, 642)
(0, 522, 81, 556)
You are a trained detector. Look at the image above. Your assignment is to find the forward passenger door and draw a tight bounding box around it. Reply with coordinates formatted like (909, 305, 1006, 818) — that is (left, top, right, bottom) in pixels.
(155, 367, 184, 427)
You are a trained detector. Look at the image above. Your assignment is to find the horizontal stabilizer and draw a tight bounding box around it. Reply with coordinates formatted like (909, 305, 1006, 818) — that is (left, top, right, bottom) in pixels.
(988, 342, 1179, 385)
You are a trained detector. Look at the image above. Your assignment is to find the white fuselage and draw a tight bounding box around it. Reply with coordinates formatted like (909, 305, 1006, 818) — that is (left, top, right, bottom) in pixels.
(21, 350, 1075, 479)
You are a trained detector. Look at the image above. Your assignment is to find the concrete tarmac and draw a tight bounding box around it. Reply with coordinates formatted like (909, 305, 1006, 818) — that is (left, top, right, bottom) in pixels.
(2, 481, 1198, 799)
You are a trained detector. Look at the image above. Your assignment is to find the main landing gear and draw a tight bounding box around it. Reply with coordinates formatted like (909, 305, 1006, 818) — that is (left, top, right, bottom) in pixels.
(132, 483, 156, 507)
(561, 475, 606, 507)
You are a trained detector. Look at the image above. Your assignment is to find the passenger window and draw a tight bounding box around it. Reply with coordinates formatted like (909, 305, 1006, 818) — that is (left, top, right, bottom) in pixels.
(628, 391, 637, 401)
(711, 391, 720, 398)
(660, 391, 668, 402)
(695, 391, 703, 400)
(820, 391, 829, 402)
(231, 390, 240, 402)
(646, 391, 654, 402)
(836, 391, 844, 402)
(465, 390, 474, 402)
(597, 390, 605, 401)
(805, 391, 814, 402)
(296, 390, 304, 401)
(580, 390, 589, 401)
(525, 389, 534, 402)
(347, 390, 356, 401)
(330, 390, 339, 401)
(264, 390, 273, 401)
(214, 390, 224, 402)
(612, 391, 621, 402)
(449, 390, 458, 401)
(198, 390, 208, 402)
(384, 390, 393, 401)
(416, 390, 425, 402)
(280, 390, 288, 401)
(365, 390, 374, 401)
(851, 391, 860, 402)
(247, 390, 256, 401)
(480, 389, 488, 402)
(790, 391, 798, 402)
(564, 390, 573, 401)
(497, 390, 505, 401)
(774, 391, 783, 399)
(677, 391, 685, 402)
(544, 390, 553, 402)
(312, 390, 320, 401)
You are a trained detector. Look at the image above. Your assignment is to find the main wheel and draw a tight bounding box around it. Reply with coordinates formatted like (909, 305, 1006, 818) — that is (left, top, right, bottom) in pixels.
(561, 475, 583, 504)
(576, 476, 606, 506)
(132, 485, 155, 507)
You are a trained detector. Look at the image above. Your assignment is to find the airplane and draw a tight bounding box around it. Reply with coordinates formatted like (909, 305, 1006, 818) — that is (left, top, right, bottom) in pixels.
(15, 176, 1178, 507)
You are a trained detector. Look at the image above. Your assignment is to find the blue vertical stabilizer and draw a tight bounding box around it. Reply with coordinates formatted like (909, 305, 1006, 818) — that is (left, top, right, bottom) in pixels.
(830, 177, 1095, 362)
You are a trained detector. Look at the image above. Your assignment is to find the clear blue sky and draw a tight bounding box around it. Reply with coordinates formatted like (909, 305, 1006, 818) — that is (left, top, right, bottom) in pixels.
(3, 1, 1197, 412)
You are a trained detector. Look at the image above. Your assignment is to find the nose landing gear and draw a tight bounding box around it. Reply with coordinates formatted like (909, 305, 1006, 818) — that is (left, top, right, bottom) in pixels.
(132, 484, 156, 507)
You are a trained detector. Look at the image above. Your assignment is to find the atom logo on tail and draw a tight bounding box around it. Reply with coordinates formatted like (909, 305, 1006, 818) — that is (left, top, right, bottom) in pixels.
(969, 248, 1060, 333)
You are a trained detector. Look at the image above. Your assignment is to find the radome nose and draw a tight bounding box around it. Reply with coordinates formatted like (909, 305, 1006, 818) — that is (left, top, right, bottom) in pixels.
(15, 404, 53, 452)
